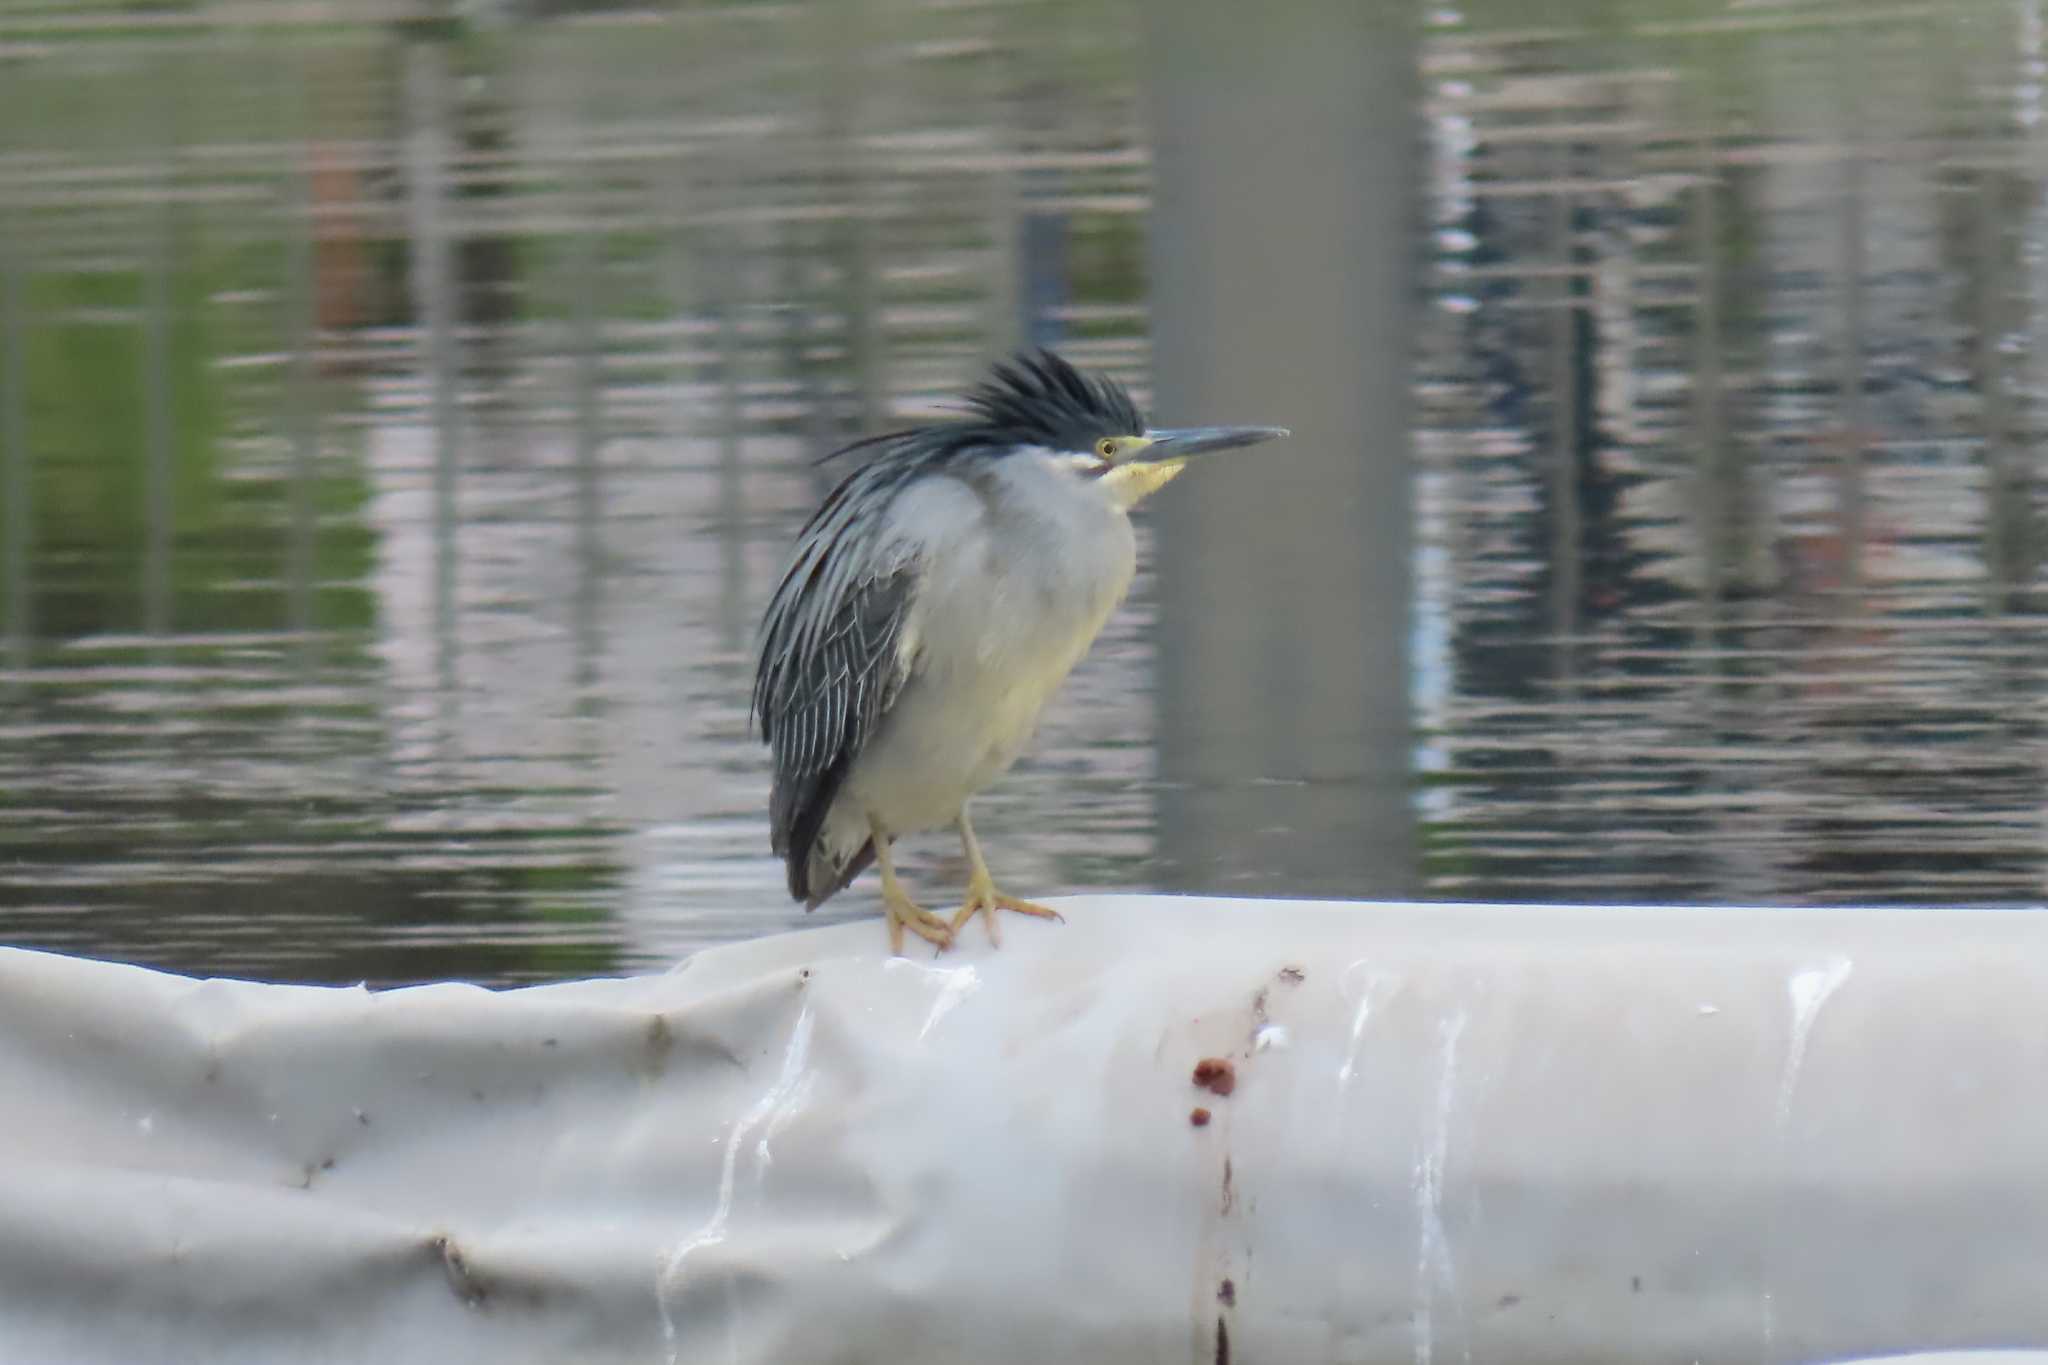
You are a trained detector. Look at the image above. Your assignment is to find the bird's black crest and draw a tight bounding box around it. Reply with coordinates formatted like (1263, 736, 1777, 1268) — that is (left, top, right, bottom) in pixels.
(814, 349, 1144, 468)
(964, 349, 1145, 452)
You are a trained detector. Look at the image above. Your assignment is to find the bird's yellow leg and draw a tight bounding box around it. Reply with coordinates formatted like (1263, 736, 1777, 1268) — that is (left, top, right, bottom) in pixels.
(870, 820, 953, 956)
(950, 808, 1064, 947)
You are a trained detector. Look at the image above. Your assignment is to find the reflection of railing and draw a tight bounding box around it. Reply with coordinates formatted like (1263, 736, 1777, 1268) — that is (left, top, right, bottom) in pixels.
(1414, 0, 2048, 907)
(0, 5, 1181, 974)
(0, 41, 1154, 467)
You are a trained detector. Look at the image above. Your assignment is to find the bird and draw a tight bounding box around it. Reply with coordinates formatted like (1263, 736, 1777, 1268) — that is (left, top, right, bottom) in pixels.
(751, 349, 1288, 955)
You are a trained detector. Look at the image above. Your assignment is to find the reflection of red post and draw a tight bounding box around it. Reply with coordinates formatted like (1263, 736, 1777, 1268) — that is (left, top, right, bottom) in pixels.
(1796, 425, 1894, 594)
(307, 142, 366, 347)
(1788, 425, 1894, 697)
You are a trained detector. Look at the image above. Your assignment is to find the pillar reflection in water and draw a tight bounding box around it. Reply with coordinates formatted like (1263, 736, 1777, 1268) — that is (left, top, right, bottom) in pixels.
(402, 38, 463, 750)
(1145, 2, 1419, 898)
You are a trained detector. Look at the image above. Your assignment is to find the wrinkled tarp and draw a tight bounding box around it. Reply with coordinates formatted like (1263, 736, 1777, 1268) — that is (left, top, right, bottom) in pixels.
(4, 896, 2048, 1365)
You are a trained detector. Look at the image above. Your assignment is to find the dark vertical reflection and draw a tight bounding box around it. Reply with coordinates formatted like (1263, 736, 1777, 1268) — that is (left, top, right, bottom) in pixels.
(1979, 159, 2033, 603)
(1690, 128, 1727, 624)
(1012, 68, 1067, 350)
(1834, 25, 1869, 595)
(567, 75, 605, 700)
(822, 0, 881, 437)
(1547, 145, 1582, 668)
(403, 38, 463, 749)
(1145, 1, 1419, 898)
(142, 65, 177, 639)
(772, 47, 837, 467)
(771, 143, 836, 466)
(982, 3, 1022, 363)
(0, 202, 29, 671)
(710, 144, 750, 650)
(982, 7, 1073, 360)
(1687, 111, 1782, 904)
(281, 54, 320, 655)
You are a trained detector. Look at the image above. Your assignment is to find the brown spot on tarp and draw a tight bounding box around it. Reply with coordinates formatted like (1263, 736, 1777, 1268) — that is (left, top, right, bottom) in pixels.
(1192, 1057, 1236, 1096)
(427, 1232, 548, 1312)
(644, 1015, 675, 1078)
(1221, 1157, 1234, 1215)
(1278, 966, 1305, 984)
(430, 1233, 491, 1308)
(1217, 1278, 1236, 1306)
(1215, 1314, 1231, 1365)
(1497, 1292, 1521, 1309)
(1190, 1106, 1211, 1127)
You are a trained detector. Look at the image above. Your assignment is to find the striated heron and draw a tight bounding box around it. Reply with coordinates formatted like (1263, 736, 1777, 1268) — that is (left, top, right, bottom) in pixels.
(752, 350, 1287, 954)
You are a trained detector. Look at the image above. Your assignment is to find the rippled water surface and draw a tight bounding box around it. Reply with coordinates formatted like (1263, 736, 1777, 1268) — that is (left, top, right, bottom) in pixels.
(3, 0, 2044, 985)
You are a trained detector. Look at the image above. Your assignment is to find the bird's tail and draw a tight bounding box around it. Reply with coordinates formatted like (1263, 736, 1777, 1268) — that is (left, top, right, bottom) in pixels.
(796, 836, 875, 911)
(781, 793, 876, 909)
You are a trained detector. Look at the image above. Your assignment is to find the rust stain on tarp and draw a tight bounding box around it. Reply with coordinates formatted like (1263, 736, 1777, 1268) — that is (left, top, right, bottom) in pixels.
(1192, 1057, 1236, 1096)
(1188, 976, 1282, 1365)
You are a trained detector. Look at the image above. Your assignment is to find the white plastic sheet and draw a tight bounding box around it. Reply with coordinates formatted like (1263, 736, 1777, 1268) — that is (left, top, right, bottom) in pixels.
(5, 896, 2048, 1365)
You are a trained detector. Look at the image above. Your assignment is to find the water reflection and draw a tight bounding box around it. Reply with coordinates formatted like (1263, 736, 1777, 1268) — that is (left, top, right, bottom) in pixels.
(1147, 1, 1420, 899)
(0, 1, 2043, 988)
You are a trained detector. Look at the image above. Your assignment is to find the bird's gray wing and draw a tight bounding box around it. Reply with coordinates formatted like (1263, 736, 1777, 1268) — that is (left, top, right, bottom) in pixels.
(752, 467, 925, 903)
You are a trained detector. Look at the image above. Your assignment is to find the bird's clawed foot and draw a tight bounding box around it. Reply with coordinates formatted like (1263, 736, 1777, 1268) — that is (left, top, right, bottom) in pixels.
(883, 887, 955, 956)
(950, 875, 1064, 947)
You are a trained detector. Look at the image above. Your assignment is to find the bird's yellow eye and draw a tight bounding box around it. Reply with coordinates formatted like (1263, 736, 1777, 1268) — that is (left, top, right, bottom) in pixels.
(1095, 438, 1117, 460)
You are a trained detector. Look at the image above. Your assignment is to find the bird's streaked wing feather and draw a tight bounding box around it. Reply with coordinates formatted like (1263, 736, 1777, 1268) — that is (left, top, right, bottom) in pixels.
(752, 467, 925, 899)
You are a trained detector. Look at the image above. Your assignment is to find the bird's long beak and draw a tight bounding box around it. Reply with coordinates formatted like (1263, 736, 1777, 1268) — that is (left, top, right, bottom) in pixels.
(1099, 424, 1288, 508)
(1139, 425, 1291, 460)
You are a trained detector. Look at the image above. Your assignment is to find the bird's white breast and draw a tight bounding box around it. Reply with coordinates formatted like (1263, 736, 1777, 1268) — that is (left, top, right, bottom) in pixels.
(843, 453, 1136, 834)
